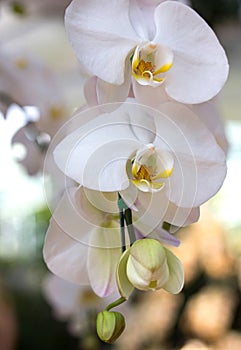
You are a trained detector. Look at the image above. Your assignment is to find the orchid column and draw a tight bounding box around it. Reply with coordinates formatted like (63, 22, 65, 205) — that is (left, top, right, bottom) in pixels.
(43, 0, 229, 344)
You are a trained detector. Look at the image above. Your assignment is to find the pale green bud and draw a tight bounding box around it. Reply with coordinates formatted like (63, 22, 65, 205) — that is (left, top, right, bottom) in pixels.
(96, 310, 125, 344)
(117, 239, 184, 296)
(127, 238, 169, 291)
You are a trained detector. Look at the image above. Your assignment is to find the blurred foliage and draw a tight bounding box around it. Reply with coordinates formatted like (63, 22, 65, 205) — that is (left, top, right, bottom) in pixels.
(10, 1, 26, 15)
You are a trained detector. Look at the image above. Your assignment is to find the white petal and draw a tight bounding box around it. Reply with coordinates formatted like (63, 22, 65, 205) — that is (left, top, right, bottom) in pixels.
(82, 140, 137, 191)
(135, 218, 180, 246)
(164, 204, 200, 228)
(54, 104, 149, 191)
(135, 0, 166, 5)
(84, 76, 99, 106)
(152, 149, 174, 179)
(65, 0, 139, 84)
(116, 249, 134, 299)
(83, 189, 119, 214)
(96, 71, 132, 105)
(43, 218, 89, 286)
(168, 151, 226, 207)
(153, 102, 215, 156)
(85, 75, 132, 107)
(154, 1, 229, 103)
(129, 0, 158, 40)
(126, 255, 151, 290)
(125, 100, 156, 144)
(152, 102, 227, 206)
(136, 188, 169, 218)
(51, 187, 103, 245)
(190, 100, 229, 154)
(87, 227, 122, 297)
(163, 247, 184, 294)
(133, 80, 170, 107)
(145, 227, 180, 247)
(132, 190, 170, 236)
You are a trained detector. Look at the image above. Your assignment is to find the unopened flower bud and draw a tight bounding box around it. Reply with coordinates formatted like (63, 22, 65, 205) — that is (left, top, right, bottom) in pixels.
(96, 310, 125, 344)
(127, 238, 169, 291)
(117, 238, 184, 294)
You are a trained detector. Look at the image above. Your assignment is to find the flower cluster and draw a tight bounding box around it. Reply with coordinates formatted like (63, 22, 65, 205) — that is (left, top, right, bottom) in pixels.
(43, 0, 229, 343)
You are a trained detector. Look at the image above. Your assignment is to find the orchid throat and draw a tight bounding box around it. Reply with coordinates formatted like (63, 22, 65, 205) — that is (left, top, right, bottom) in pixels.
(131, 42, 173, 87)
(130, 144, 174, 192)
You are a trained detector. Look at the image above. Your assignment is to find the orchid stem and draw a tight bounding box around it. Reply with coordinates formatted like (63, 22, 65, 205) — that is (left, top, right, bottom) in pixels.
(105, 297, 126, 311)
(118, 194, 126, 253)
(124, 208, 136, 245)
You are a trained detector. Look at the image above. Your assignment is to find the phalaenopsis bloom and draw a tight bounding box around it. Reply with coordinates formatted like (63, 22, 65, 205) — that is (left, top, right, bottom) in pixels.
(43, 0, 229, 343)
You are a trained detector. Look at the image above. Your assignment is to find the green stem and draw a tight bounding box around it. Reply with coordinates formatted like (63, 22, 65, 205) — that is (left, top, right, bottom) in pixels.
(124, 208, 136, 244)
(118, 194, 126, 253)
(105, 297, 126, 311)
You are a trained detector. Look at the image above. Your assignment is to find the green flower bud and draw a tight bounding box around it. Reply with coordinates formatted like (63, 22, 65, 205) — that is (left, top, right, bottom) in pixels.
(117, 239, 184, 296)
(127, 239, 169, 291)
(126, 239, 184, 294)
(96, 310, 125, 344)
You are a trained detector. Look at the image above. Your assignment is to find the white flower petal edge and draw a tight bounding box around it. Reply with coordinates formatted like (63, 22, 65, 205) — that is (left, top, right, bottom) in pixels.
(84, 73, 133, 106)
(43, 218, 90, 286)
(87, 226, 122, 297)
(65, 0, 139, 84)
(53, 103, 148, 189)
(162, 247, 184, 294)
(50, 186, 103, 245)
(153, 1, 229, 103)
(43, 217, 121, 297)
(153, 102, 227, 207)
(189, 100, 229, 154)
(53, 101, 226, 208)
(164, 204, 200, 228)
(129, 188, 199, 237)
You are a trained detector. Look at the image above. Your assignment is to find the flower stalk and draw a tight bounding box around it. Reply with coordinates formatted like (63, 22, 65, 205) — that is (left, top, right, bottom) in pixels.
(118, 194, 127, 253)
(124, 208, 136, 245)
(105, 297, 126, 312)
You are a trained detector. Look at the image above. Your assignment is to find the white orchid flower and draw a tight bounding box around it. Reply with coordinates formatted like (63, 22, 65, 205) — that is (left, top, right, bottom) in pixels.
(52, 102, 226, 234)
(65, 0, 228, 105)
(43, 181, 182, 296)
(43, 186, 124, 298)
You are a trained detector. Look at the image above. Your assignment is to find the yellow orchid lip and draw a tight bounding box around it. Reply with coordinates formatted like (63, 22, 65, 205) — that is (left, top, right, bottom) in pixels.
(131, 42, 174, 87)
(152, 166, 174, 180)
(131, 179, 165, 193)
(130, 144, 174, 193)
